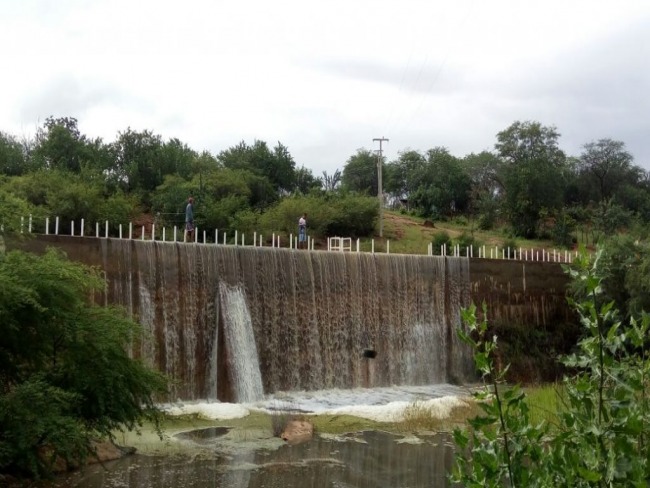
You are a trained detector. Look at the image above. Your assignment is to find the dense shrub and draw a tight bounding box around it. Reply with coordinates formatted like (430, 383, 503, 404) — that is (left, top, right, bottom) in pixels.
(431, 232, 452, 255)
(0, 249, 167, 478)
(453, 249, 650, 486)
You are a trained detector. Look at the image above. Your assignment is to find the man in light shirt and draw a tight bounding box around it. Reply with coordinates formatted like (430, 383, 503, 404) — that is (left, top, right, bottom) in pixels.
(298, 213, 307, 249)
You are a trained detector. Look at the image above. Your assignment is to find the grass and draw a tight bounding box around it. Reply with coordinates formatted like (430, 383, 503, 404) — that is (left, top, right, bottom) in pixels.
(349, 210, 564, 256)
(395, 398, 481, 433)
(524, 383, 565, 426)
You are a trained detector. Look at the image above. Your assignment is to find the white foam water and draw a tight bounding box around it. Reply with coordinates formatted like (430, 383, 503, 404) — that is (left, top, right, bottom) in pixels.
(166, 383, 471, 423)
(219, 283, 265, 403)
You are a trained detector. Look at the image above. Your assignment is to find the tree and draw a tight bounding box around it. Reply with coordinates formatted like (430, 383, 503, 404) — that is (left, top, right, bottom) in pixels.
(321, 169, 341, 192)
(341, 149, 379, 195)
(217, 140, 296, 194)
(0, 132, 28, 176)
(32, 117, 90, 173)
(110, 128, 164, 197)
(463, 151, 503, 229)
(495, 121, 567, 238)
(577, 139, 636, 202)
(408, 147, 471, 219)
(0, 249, 167, 478)
(384, 149, 426, 202)
(293, 166, 321, 194)
(160, 137, 197, 181)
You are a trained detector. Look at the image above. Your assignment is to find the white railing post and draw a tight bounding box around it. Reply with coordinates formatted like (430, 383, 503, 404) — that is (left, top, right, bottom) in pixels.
(45, 217, 49, 235)
(141, 226, 145, 240)
(119, 224, 123, 239)
(80, 218, 85, 237)
(162, 227, 166, 242)
(105, 220, 109, 238)
(71, 220, 75, 236)
(95, 222, 99, 238)
(223, 232, 227, 245)
(253, 231, 257, 247)
(20, 216, 24, 233)
(152, 224, 156, 240)
(204, 230, 207, 244)
(235, 230, 238, 246)
(55, 216, 59, 235)
(29, 214, 33, 233)
(129, 222, 133, 240)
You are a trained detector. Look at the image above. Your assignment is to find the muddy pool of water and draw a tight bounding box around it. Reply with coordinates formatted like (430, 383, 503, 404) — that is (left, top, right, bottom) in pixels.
(50, 430, 455, 488)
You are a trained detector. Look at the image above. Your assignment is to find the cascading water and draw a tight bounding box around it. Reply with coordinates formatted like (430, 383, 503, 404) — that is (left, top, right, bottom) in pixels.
(218, 283, 265, 403)
(101, 239, 473, 401)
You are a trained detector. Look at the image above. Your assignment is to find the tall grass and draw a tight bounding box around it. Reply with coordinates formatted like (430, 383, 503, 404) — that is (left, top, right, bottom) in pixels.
(524, 383, 565, 426)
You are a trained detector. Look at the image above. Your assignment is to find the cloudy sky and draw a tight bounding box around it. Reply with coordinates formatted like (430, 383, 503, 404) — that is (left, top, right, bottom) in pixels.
(1, 0, 649, 175)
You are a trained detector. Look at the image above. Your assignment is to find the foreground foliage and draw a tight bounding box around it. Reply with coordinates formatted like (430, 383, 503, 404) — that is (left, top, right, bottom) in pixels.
(0, 249, 167, 478)
(453, 249, 650, 487)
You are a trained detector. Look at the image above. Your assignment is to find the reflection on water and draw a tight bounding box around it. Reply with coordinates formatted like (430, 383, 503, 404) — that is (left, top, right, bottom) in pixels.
(52, 431, 455, 488)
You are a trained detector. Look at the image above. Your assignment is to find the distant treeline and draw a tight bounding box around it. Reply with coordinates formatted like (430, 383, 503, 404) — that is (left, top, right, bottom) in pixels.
(1, 117, 648, 244)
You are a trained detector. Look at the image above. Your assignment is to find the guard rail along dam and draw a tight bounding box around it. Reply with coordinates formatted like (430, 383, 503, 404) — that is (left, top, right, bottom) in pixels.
(16, 235, 574, 402)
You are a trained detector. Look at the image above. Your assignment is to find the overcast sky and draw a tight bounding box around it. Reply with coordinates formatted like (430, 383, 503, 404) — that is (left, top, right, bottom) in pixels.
(1, 0, 649, 175)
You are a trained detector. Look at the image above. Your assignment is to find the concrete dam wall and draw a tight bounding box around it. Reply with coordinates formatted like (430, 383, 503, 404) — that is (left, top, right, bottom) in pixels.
(14, 236, 573, 401)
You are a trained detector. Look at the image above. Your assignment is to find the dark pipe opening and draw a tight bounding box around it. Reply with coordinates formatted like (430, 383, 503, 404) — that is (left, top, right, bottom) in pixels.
(362, 349, 377, 359)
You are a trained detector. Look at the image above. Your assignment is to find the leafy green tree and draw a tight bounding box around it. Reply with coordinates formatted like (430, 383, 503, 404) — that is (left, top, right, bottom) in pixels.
(293, 166, 321, 194)
(495, 121, 567, 238)
(577, 139, 636, 202)
(384, 149, 426, 202)
(30, 117, 112, 178)
(32, 117, 87, 173)
(110, 128, 164, 197)
(160, 137, 197, 181)
(0, 249, 167, 478)
(218, 140, 296, 194)
(341, 149, 379, 195)
(463, 151, 504, 230)
(409, 147, 471, 219)
(0, 132, 28, 176)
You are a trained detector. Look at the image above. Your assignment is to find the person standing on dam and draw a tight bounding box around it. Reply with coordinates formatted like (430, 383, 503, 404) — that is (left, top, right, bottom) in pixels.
(185, 196, 195, 242)
(298, 213, 307, 249)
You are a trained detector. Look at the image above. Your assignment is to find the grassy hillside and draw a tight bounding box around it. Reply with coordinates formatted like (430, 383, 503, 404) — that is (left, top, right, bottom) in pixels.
(353, 210, 561, 256)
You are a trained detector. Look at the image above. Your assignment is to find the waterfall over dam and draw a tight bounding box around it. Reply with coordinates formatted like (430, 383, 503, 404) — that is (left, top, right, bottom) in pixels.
(14, 236, 574, 402)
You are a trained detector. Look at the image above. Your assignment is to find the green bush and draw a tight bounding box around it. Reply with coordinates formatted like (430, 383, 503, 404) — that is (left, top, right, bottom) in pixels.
(456, 232, 481, 256)
(431, 231, 452, 255)
(452, 248, 650, 487)
(259, 193, 378, 239)
(0, 249, 167, 478)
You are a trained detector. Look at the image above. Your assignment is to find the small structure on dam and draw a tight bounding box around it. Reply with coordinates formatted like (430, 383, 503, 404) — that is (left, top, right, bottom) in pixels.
(14, 236, 573, 402)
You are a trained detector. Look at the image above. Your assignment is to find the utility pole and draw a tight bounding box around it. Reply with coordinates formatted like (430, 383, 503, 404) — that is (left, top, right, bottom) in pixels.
(373, 137, 389, 237)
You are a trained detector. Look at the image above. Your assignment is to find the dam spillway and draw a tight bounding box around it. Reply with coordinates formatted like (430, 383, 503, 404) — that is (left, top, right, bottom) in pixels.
(103, 240, 472, 401)
(15, 236, 573, 402)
